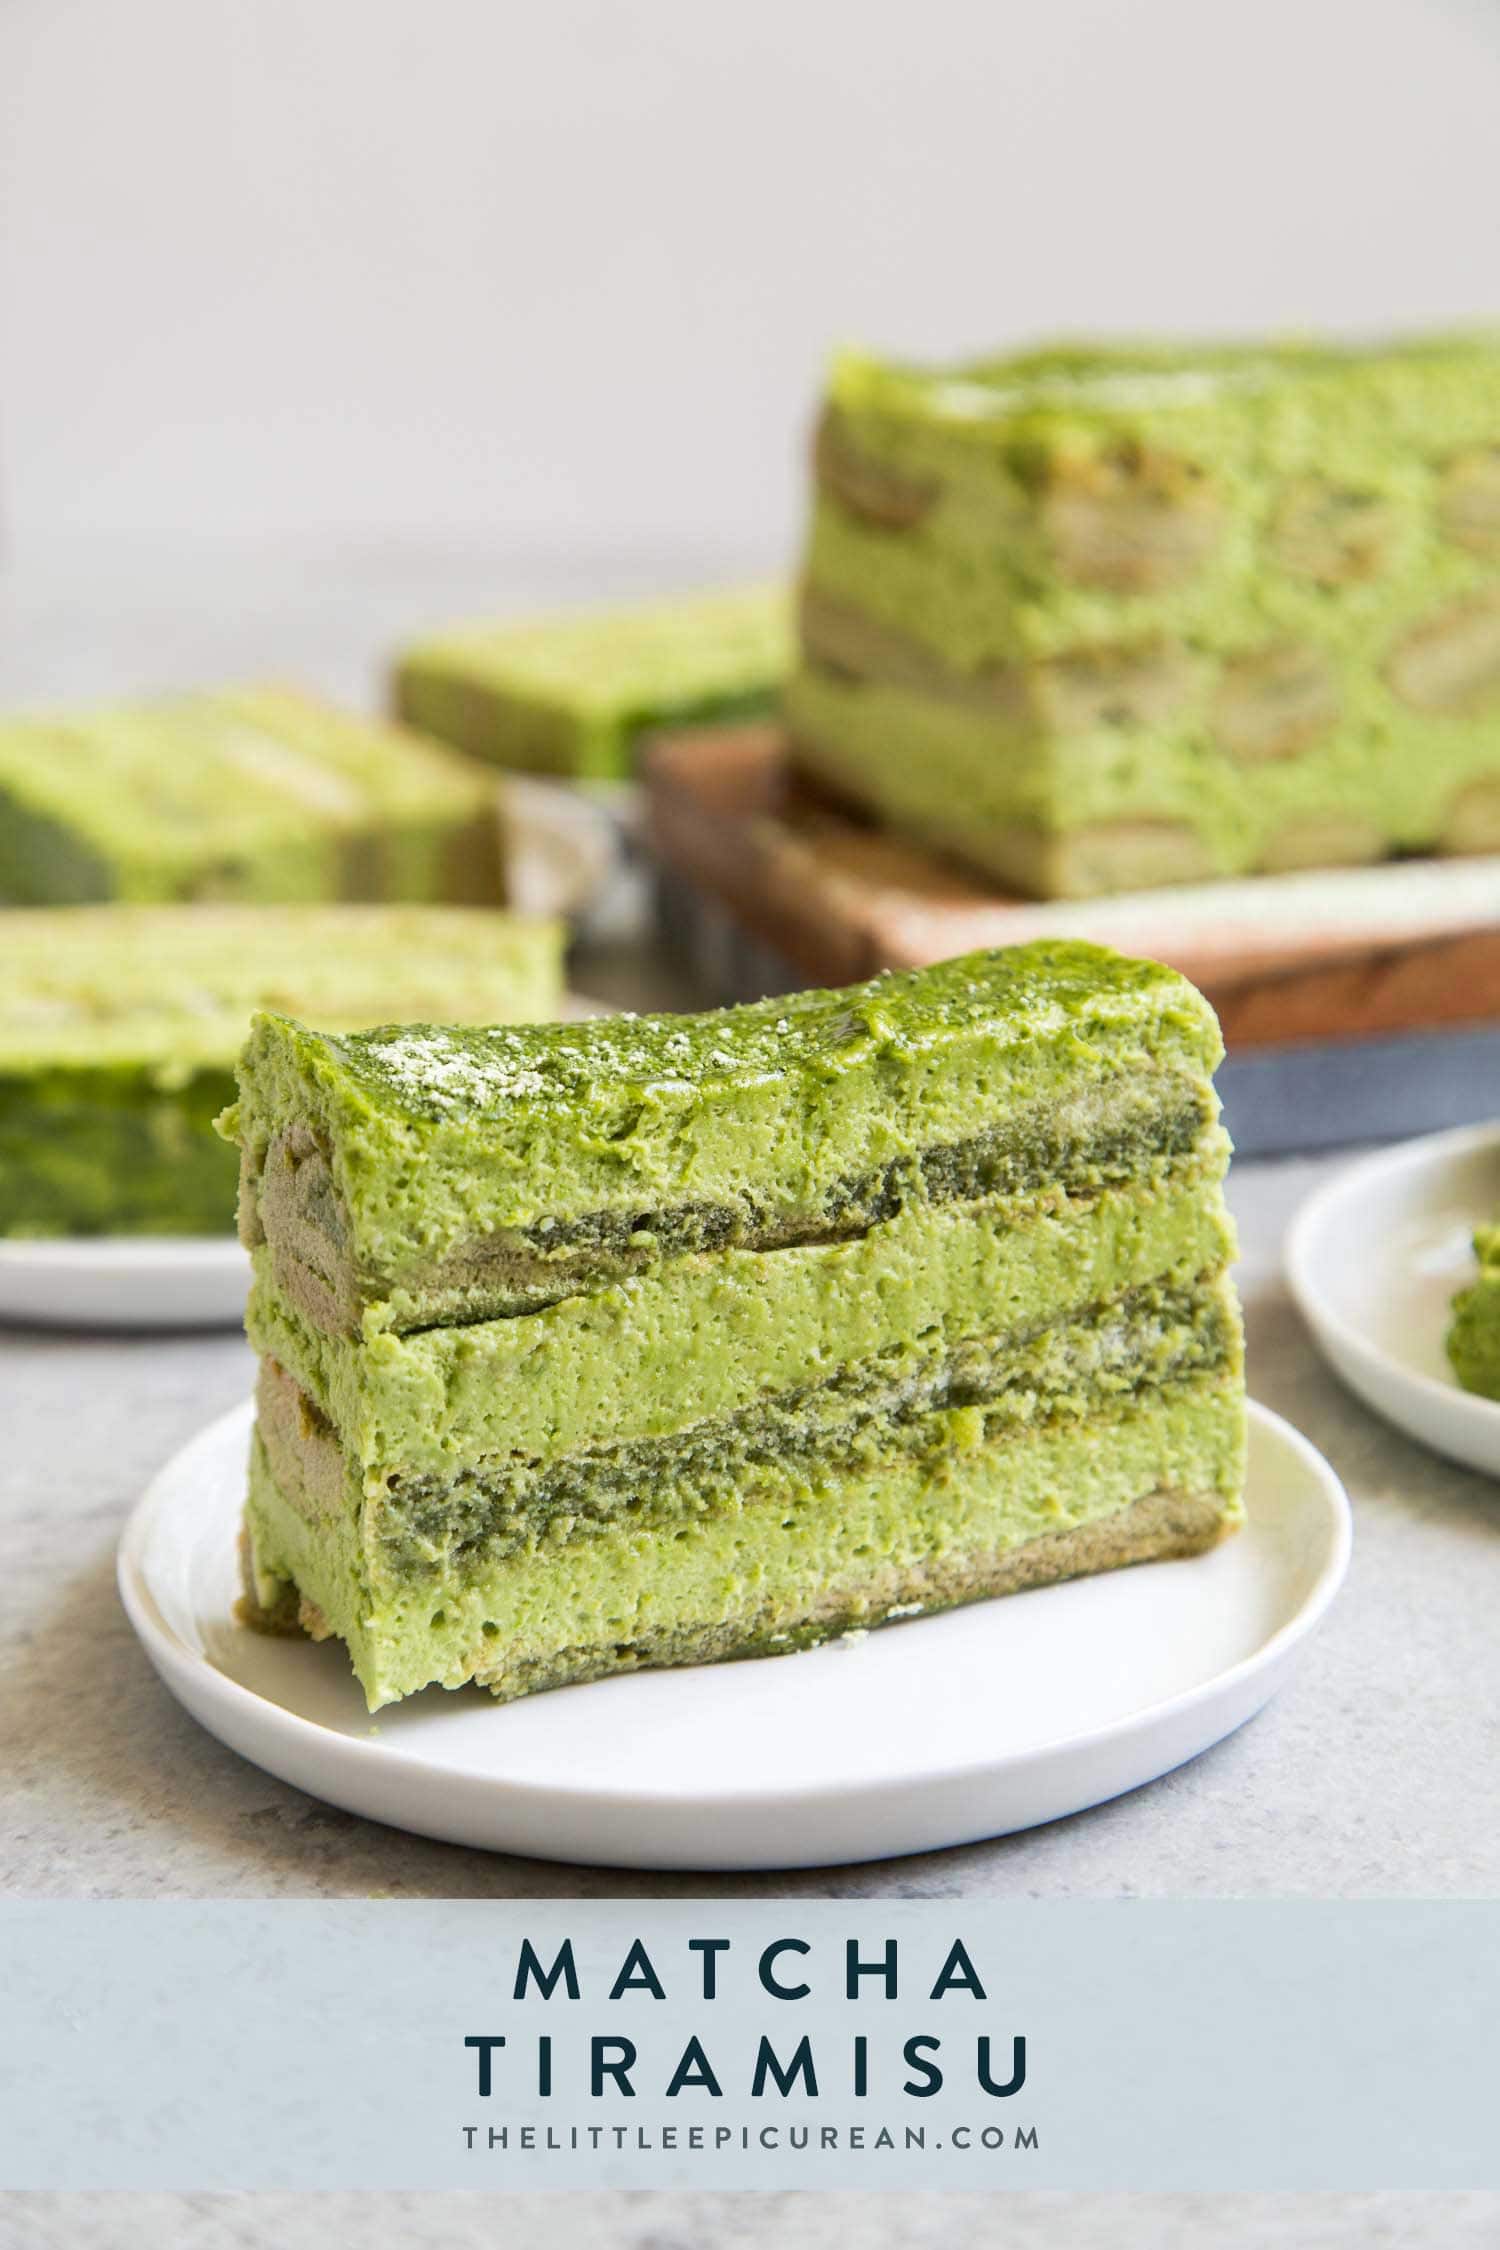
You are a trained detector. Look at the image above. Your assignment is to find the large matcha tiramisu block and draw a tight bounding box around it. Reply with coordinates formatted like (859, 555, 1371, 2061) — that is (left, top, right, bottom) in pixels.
(1446, 1222, 1500, 1397)
(0, 686, 504, 905)
(788, 333, 1500, 897)
(393, 584, 792, 781)
(226, 940, 1247, 1710)
(0, 906, 563, 1237)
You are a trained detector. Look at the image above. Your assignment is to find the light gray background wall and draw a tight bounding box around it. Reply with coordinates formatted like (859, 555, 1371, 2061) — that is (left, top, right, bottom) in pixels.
(3, 0, 1500, 564)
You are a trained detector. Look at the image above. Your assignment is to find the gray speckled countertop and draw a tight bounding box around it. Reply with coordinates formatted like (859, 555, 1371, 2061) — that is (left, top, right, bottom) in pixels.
(5, 1128, 1498, 1903)
(3, 2189, 1498, 2250)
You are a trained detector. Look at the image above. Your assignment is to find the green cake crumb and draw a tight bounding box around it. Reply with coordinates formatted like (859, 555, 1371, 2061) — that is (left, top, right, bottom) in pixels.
(1446, 1222, 1500, 1397)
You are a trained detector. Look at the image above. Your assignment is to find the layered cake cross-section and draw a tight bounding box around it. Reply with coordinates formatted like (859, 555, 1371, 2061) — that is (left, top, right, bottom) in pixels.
(393, 583, 792, 781)
(788, 333, 1500, 897)
(225, 941, 1247, 1710)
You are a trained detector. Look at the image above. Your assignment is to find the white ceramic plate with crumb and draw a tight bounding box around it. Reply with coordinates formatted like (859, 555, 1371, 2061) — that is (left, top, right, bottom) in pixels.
(118, 1397, 1350, 1871)
(1287, 1121, 1500, 1478)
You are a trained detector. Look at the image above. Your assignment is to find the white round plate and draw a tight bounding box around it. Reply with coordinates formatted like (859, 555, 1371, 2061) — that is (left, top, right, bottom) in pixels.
(118, 1397, 1349, 1871)
(1287, 1121, 1500, 1477)
(0, 1235, 252, 1332)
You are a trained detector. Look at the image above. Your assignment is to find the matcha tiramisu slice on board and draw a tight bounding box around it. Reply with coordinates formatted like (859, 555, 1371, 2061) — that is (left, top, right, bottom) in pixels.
(788, 332, 1500, 896)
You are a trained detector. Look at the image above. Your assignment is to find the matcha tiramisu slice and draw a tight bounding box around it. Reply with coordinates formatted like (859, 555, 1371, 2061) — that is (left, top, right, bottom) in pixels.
(394, 583, 792, 780)
(0, 906, 563, 1238)
(226, 941, 1247, 1710)
(789, 332, 1500, 896)
(0, 685, 504, 905)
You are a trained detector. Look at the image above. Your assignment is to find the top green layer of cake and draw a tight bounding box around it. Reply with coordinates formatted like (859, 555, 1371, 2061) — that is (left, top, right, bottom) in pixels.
(0, 686, 497, 900)
(268, 939, 1213, 1114)
(0, 905, 565, 1073)
(828, 331, 1500, 436)
(226, 941, 1225, 1333)
(398, 584, 791, 714)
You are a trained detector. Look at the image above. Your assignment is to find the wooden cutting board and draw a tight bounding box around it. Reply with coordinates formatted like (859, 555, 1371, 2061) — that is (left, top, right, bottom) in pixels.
(644, 723, 1500, 1051)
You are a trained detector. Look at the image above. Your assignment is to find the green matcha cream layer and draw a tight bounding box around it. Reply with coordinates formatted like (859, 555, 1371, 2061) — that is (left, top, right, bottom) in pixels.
(0, 685, 503, 906)
(788, 332, 1500, 898)
(225, 940, 1247, 1710)
(393, 583, 792, 781)
(0, 906, 564, 1238)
